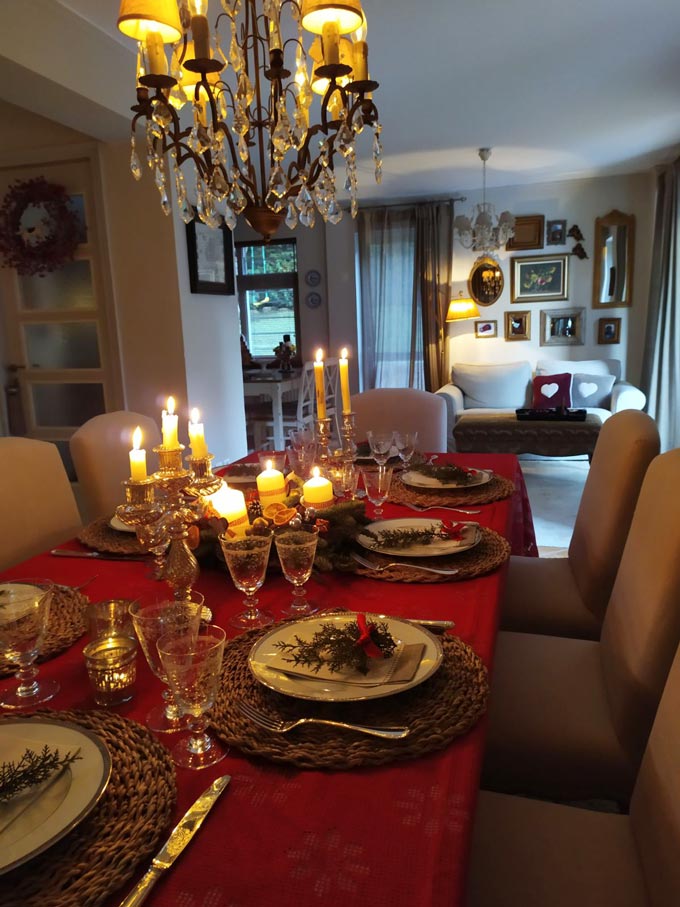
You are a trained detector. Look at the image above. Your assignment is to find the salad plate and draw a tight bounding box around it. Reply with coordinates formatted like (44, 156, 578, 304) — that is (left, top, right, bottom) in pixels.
(356, 518, 481, 558)
(401, 466, 492, 490)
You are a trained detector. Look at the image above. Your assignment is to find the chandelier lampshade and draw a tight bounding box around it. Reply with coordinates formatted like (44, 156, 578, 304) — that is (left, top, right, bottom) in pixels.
(116, 0, 382, 240)
(454, 148, 515, 253)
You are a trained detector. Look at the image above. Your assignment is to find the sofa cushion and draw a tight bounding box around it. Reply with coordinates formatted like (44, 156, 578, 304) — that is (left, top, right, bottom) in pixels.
(452, 361, 532, 409)
(572, 373, 616, 409)
(536, 358, 620, 380)
(532, 373, 572, 408)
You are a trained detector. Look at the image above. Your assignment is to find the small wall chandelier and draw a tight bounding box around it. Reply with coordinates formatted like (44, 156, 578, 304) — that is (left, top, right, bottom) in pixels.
(117, 0, 381, 240)
(453, 148, 514, 253)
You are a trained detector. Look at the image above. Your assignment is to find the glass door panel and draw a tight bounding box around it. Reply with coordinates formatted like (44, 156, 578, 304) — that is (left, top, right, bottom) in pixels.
(18, 260, 96, 311)
(23, 323, 101, 369)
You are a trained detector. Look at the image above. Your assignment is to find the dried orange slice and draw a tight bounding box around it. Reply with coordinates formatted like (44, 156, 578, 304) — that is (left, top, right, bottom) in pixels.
(263, 502, 287, 520)
(273, 507, 297, 526)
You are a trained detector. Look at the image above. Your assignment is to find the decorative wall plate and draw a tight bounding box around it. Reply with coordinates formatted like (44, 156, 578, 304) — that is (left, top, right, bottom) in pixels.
(304, 269, 321, 287)
(305, 291, 322, 309)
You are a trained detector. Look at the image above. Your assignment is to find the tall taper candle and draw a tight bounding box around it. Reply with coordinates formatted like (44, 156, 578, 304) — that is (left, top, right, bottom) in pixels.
(314, 349, 326, 419)
(339, 348, 351, 414)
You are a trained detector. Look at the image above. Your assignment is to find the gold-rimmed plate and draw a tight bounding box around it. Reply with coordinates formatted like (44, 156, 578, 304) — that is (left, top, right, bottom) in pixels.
(248, 613, 443, 702)
(0, 718, 111, 875)
(356, 518, 481, 558)
(401, 467, 492, 490)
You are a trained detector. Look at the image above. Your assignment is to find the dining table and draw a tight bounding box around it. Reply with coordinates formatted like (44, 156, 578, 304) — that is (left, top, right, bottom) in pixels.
(242, 369, 302, 451)
(0, 452, 536, 907)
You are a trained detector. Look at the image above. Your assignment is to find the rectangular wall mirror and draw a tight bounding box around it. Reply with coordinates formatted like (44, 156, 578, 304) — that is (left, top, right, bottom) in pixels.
(592, 209, 635, 308)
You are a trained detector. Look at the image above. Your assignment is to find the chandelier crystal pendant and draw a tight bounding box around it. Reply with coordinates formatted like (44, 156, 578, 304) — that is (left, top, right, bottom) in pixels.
(117, 0, 381, 240)
(453, 148, 514, 253)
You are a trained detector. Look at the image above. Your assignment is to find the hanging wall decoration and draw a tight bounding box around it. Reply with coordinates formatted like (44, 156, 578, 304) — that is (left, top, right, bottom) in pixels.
(0, 177, 81, 277)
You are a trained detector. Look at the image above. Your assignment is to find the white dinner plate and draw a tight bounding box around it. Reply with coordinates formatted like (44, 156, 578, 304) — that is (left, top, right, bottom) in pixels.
(248, 613, 443, 702)
(109, 515, 135, 533)
(356, 518, 481, 558)
(0, 718, 111, 875)
(400, 467, 492, 490)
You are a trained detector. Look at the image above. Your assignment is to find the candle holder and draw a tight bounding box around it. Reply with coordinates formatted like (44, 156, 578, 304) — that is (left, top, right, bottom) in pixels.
(83, 635, 138, 707)
(186, 452, 223, 498)
(315, 416, 332, 467)
(340, 411, 357, 460)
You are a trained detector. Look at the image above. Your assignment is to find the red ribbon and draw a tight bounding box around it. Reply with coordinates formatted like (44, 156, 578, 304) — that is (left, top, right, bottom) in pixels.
(355, 613, 383, 659)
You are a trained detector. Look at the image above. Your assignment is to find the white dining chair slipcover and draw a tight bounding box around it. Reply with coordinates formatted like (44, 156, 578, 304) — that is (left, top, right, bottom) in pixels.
(350, 387, 448, 452)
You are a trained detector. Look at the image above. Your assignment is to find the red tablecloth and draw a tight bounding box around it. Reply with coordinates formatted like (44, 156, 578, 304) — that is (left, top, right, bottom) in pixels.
(0, 454, 535, 907)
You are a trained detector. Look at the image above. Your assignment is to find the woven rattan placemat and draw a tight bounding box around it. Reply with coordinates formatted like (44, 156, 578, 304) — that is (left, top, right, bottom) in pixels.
(78, 517, 145, 555)
(0, 586, 89, 679)
(212, 627, 488, 770)
(389, 473, 515, 507)
(346, 527, 510, 583)
(0, 709, 176, 907)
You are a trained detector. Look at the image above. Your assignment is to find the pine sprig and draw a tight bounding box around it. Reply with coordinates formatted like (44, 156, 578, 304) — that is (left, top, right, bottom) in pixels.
(275, 619, 396, 676)
(409, 463, 475, 484)
(363, 526, 442, 549)
(0, 745, 81, 802)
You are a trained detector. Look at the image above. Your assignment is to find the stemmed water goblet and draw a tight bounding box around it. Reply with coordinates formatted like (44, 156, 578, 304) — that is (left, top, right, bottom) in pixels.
(0, 580, 59, 709)
(360, 466, 393, 519)
(157, 623, 227, 770)
(394, 431, 419, 468)
(366, 430, 394, 466)
(129, 595, 203, 732)
(136, 520, 170, 580)
(219, 532, 274, 629)
(274, 528, 319, 617)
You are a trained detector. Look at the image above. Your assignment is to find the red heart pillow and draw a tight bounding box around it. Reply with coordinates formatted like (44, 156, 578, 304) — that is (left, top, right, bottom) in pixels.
(532, 373, 572, 409)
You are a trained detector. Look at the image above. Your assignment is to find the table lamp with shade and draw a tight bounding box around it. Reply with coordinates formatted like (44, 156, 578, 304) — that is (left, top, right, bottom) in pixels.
(446, 292, 481, 323)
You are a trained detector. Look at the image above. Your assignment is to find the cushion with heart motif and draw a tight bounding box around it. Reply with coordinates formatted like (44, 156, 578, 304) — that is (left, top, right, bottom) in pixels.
(532, 373, 572, 409)
(571, 372, 616, 408)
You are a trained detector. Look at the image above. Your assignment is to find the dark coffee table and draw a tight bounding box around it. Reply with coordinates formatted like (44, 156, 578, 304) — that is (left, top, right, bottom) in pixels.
(453, 412, 603, 460)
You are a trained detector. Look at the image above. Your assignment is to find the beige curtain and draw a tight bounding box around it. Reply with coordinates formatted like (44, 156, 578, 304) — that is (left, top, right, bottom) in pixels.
(416, 201, 454, 391)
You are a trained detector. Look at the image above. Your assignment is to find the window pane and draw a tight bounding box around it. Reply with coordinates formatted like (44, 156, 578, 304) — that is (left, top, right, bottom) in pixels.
(244, 289, 297, 357)
(24, 322, 100, 369)
(238, 242, 297, 276)
(19, 260, 95, 311)
(31, 383, 105, 427)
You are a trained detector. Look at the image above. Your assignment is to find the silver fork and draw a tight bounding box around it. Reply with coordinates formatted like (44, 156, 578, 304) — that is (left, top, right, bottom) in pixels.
(351, 552, 459, 576)
(238, 700, 410, 739)
(400, 503, 481, 515)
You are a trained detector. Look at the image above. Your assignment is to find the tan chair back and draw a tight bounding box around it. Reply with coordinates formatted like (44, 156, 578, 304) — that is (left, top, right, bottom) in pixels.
(631, 640, 680, 906)
(569, 410, 659, 619)
(70, 411, 161, 522)
(601, 448, 680, 767)
(0, 437, 81, 570)
(350, 388, 448, 452)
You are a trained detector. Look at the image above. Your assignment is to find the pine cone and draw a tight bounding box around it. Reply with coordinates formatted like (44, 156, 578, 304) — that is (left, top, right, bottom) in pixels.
(247, 500, 263, 521)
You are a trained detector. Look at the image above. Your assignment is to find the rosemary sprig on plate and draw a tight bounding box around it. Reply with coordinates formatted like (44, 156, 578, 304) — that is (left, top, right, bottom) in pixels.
(0, 745, 81, 802)
(274, 619, 397, 675)
(363, 526, 443, 549)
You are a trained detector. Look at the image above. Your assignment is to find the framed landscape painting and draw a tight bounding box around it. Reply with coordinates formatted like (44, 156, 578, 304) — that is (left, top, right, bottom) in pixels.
(511, 254, 568, 303)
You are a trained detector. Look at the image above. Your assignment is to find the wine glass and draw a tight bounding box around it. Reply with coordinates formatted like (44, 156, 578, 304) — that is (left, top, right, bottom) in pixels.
(157, 624, 226, 770)
(360, 466, 393, 519)
(219, 532, 274, 629)
(275, 528, 319, 617)
(394, 431, 419, 468)
(129, 596, 203, 733)
(136, 520, 170, 580)
(0, 580, 59, 709)
(366, 430, 394, 466)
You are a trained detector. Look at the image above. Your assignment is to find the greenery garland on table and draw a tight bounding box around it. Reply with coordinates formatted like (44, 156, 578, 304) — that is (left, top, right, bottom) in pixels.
(0, 178, 81, 276)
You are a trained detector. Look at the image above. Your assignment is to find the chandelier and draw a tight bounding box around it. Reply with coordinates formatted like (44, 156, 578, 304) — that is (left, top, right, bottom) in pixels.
(453, 148, 514, 253)
(117, 0, 381, 240)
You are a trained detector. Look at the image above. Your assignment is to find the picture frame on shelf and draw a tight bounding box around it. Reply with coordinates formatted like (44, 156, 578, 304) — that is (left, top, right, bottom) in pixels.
(540, 306, 585, 346)
(506, 215, 545, 251)
(511, 253, 569, 302)
(597, 316, 621, 344)
(505, 310, 531, 341)
(474, 320, 497, 339)
(546, 219, 567, 245)
(186, 215, 235, 295)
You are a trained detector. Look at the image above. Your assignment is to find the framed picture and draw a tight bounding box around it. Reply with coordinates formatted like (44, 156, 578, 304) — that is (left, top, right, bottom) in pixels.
(546, 219, 567, 246)
(474, 319, 497, 338)
(185, 215, 235, 294)
(505, 310, 531, 341)
(540, 307, 585, 346)
(506, 215, 545, 251)
(598, 316, 621, 344)
(511, 254, 569, 302)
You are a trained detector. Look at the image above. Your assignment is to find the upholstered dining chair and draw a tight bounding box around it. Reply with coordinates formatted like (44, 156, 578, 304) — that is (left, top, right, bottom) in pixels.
(350, 388, 448, 453)
(70, 411, 161, 522)
(0, 437, 82, 571)
(501, 409, 659, 640)
(468, 638, 680, 907)
(481, 448, 680, 803)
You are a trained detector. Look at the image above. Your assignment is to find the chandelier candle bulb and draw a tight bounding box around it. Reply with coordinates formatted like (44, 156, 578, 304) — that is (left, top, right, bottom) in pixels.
(339, 349, 351, 413)
(257, 460, 287, 506)
(161, 396, 179, 448)
(129, 426, 147, 481)
(303, 467, 334, 509)
(209, 481, 249, 536)
(145, 31, 168, 75)
(188, 408, 209, 459)
(321, 20, 341, 65)
(314, 349, 326, 419)
(189, 0, 211, 60)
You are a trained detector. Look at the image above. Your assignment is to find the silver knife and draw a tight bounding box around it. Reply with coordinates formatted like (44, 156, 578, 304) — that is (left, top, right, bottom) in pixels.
(119, 775, 231, 907)
(50, 549, 148, 561)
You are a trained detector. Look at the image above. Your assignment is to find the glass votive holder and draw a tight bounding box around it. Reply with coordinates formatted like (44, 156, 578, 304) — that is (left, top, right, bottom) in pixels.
(258, 450, 287, 473)
(83, 635, 138, 707)
(88, 599, 136, 641)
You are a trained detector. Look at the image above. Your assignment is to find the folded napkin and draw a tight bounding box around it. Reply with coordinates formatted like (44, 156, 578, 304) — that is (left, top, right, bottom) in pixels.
(264, 643, 425, 687)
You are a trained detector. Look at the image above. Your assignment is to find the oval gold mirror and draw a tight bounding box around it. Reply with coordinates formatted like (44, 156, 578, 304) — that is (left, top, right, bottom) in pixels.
(468, 256, 504, 306)
(592, 209, 635, 308)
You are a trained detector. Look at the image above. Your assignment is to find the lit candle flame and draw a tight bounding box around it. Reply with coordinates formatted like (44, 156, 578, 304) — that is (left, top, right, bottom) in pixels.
(340, 347, 348, 359)
(132, 426, 142, 450)
(312, 466, 320, 478)
(190, 407, 200, 424)
(266, 459, 273, 471)
(315, 348, 324, 363)
(167, 396, 175, 415)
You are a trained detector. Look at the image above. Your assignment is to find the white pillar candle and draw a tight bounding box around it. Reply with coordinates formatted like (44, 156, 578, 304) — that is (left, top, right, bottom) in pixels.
(314, 348, 326, 419)
(162, 396, 179, 449)
(188, 407, 209, 458)
(257, 459, 287, 506)
(303, 466, 334, 508)
(190, 0, 211, 59)
(339, 348, 351, 413)
(129, 426, 147, 481)
(208, 481, 249, 536)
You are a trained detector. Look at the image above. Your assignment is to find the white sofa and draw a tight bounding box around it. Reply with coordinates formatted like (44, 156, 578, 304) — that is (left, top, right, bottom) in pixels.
(436, 359, 646, 452)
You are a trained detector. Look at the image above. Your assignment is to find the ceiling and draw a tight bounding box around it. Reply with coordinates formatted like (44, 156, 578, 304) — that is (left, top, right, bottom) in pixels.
(2, 0, 680, 200)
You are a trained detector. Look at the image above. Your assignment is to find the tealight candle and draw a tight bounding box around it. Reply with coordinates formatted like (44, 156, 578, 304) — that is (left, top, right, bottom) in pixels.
(161, 396, 179, 449)
(257, 459, 287, 506)
(129, 426, 147, 481)
(208, 481, 249, 536)
(339, 347, 351, 414)
(314, 349, 326, 419)
(303, 466, 334, 509)
(83, 635, 138, 707)
(188, 407, 209, 459)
